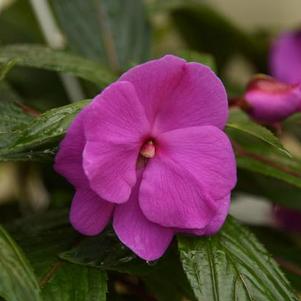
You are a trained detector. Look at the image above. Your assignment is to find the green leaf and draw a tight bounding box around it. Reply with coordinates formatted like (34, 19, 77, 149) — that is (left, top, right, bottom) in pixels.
(0, 99, 89, 161)
(251, 226, 301, 292)
(61, 230, 194, 300)
(171, 3, 268, 71)
(9, 210, 188, 300)
(41, 264, 107, 301)
(0, 45, 115, 86)
(6, 210, 108, 301)
(0, 226, 42, 301)
(0, 82, 35, 152)
(0, 81, 21, 102)
(232, 132, 301, 191)
(0, 82, 33, 136)
(236, 156, 301, 189)
(226, 109, 291, 157)
(0, 59, 17, 80)
(283, 113, 301, 142)
(237, 170, 301, 210)
(51, 0, 150, 70)
(6, 210, 78, 277)
(178, 217, 299, 301)
(226, 109, 301, 191)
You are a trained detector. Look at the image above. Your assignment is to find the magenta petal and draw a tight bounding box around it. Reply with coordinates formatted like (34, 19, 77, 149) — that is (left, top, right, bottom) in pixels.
(270, 30, 301, 84)
(139, 155, 217, 229)
(83, 81, 150, 204)
(245, 76, 301, 123)
(119, 55, 185, 125)
(188, 194, 231, 236)
(54, 106, 89, 188)
(157, 126, 236, 200)
(70, 189, 114, 236)
(113, 176, 174, 261)
(120, 55, 228, 132)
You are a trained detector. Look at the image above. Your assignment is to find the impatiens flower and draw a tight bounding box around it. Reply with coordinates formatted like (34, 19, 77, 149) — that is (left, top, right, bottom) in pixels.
(55, 55, 236, 260)
(243, 75, 301, 124)
(270, 30, 301, 84)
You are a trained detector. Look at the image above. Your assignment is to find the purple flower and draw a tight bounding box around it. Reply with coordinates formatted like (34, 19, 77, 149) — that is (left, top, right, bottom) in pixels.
(244, 75, 301, 124)
(270, 30, 301, 84)
(55, 55, 236, 260)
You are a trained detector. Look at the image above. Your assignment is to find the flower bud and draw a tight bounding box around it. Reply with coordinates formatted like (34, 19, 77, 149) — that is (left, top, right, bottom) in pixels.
(270, 30, 301, 84)
(243, 75, 301, 124)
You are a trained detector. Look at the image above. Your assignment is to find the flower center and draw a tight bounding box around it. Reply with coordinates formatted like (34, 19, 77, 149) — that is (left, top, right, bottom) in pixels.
(140, 140, 156, 159)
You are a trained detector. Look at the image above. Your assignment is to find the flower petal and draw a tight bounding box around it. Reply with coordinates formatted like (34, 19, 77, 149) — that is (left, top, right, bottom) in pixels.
(120, 55, 228, 131)
(244, 76, 301, 123)
(270, 30, 301, 84)
(54, 106, 89, 188)
(113, 175, 174, 261)
(157, 126, 236, 200)
(187, 194, 231, 236)
(70, 189, 114, 236)
(83, 81, 150, 204)
(120, 55, 185, 125)
(139, 156, 217, 229)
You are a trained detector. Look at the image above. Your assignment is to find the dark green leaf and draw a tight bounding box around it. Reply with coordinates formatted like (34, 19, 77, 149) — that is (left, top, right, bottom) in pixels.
(0, 0, 43, 44)
(283, 113, 301, 142)
(0, 82, 33, 136)
(171, 3, 268, 71)
(233, 135, 301, 191)
(41, 264, 108, 301)
(0, 99, 89, 161)
(6, 210, 108, 301)
(51, 0, 150, 70)
(7, 210, 188, 300)
(227, 109, 301, 190)
(61, 228, 145, 273)
(178, 217, 298, 301)
(227, 109, 290, 157)
(61, 230, 194, 300)
(0, 226, 42, 301)
(0, 59, 17, 80)
(6, 209, 78, 277)
(0, 45, 115, 86)
(236, 170, 301, 210)
(0, 81, 21, 102)
(0, 82, 35, 151)
(251, 226, 301, 292)
(236, 156, 301, 189)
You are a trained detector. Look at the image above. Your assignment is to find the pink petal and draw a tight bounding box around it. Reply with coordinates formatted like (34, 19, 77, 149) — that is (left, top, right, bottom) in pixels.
(70, 189, 114, 236)
(120, 55, 185, 125)
(113, 174, 174, 261)
(120, 55, 228, 132)
(244, 76, 301, 123)
(270, 30, 301, 84)
(139, 155, 217, 229)
(83, 81, 150, 204)
(157, 126, 236, 200)
(54, 106, 89, 188)
(187, 194, 231, 236)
